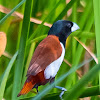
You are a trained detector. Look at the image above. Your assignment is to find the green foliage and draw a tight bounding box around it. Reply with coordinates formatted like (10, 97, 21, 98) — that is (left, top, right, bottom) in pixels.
(0, 0, 100, 100)
(12, 0, 33, 100)
(93, 0, 100, 89)
(0, 52, 18, 100)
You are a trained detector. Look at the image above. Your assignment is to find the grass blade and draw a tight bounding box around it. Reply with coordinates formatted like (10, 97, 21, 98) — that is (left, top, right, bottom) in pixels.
(0, 51, 18, 100)
(93, 0, 100, 90)
(27, 0, 68, 43)
(12, 0, 33, 99)
(65, 64, 100, 100)
(0, 0, 26, 24)
(22, 42, 36, 85)
(55, 0, 79, 21)
(41, 86, 100, 100)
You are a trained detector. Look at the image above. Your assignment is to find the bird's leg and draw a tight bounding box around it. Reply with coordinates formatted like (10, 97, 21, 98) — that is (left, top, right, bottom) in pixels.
(49, 77, 55, 84)
(32, 84, 39, 94)
(36, 86, 39, 94)
(54, 86, 67, 99)
(49, 77, 66, 99)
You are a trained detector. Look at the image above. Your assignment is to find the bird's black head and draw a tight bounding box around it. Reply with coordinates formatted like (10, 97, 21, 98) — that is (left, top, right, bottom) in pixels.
(48, 20, 79, 46)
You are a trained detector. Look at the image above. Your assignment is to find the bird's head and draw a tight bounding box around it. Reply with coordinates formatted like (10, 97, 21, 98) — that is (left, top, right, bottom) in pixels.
(48, 20, 79, 46)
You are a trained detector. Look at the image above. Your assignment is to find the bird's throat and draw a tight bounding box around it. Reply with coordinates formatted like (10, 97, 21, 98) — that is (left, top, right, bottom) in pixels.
(59, 35, 66, 47)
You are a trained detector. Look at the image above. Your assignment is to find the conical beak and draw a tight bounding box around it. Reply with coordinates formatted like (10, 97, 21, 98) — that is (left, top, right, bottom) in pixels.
(71, 22, 80, 32)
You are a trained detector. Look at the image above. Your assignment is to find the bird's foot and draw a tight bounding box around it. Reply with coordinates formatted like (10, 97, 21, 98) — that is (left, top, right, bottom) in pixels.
(54, 86, 67, 100)
(36, 87, 40, 94)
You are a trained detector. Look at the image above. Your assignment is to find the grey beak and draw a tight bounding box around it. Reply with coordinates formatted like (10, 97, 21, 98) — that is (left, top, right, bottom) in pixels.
(71, 22, 80, 32)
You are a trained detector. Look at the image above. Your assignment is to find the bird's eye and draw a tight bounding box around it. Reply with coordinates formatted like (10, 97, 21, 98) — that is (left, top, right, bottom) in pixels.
(67, 23, 71, 28)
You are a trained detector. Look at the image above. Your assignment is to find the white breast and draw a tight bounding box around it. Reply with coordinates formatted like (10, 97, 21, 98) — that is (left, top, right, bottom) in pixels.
(44, 42, 65, 79)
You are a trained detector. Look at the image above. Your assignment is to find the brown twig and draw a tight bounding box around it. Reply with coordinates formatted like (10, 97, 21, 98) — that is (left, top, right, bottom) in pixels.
(3, 51, 12, 58)
(64, 59, 82, 77)
(0, 5, 52, 27)
(74, 37, 98, 64)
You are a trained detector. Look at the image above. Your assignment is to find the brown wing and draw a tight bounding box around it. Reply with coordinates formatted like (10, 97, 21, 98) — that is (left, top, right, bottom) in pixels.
(27, 35, 62, 76)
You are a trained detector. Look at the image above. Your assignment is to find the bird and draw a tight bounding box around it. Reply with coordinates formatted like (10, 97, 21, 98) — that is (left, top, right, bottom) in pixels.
(17, 20, 79, 98)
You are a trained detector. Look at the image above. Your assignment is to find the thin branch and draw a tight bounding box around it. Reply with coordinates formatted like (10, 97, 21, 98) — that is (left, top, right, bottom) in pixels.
(64, 59, 82, 77)
(63, 59, 72, 67)
(3, 51, 12, 59)
(74, 37, 98, 64)
(0, 5, 52, 27)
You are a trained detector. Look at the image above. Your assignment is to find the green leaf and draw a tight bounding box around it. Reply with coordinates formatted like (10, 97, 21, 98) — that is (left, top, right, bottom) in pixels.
(12, 0, 33, 100)
(93, 0, 100, 90)
(55, 0, 79, 21)
(0, 51, 18, 100)
(65, 64, 100, 100)
(41, 85, 100, 100)
(0, 0, 26, 24)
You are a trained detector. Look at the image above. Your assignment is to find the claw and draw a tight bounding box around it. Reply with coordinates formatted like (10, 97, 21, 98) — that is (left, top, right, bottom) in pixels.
(54, 86, 67, 99)
(59, 88, 67, 99)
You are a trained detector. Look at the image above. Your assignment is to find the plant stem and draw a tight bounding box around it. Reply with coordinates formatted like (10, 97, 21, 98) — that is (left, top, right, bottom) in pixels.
(12, 0, 33, 100)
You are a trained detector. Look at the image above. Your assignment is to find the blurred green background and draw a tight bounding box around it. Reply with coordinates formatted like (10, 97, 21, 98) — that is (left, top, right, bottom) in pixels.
(0, 0, 100, 100)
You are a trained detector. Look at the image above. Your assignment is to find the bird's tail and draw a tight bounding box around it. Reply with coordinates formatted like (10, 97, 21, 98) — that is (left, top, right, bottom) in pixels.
(17, 75, 36, 97)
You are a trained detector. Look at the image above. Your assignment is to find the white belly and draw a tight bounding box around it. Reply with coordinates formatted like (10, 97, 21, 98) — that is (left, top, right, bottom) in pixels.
(44, 42, 65, 79)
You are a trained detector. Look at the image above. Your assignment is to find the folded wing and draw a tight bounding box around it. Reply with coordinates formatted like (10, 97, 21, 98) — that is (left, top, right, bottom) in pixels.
(27, 35, 62, 76)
